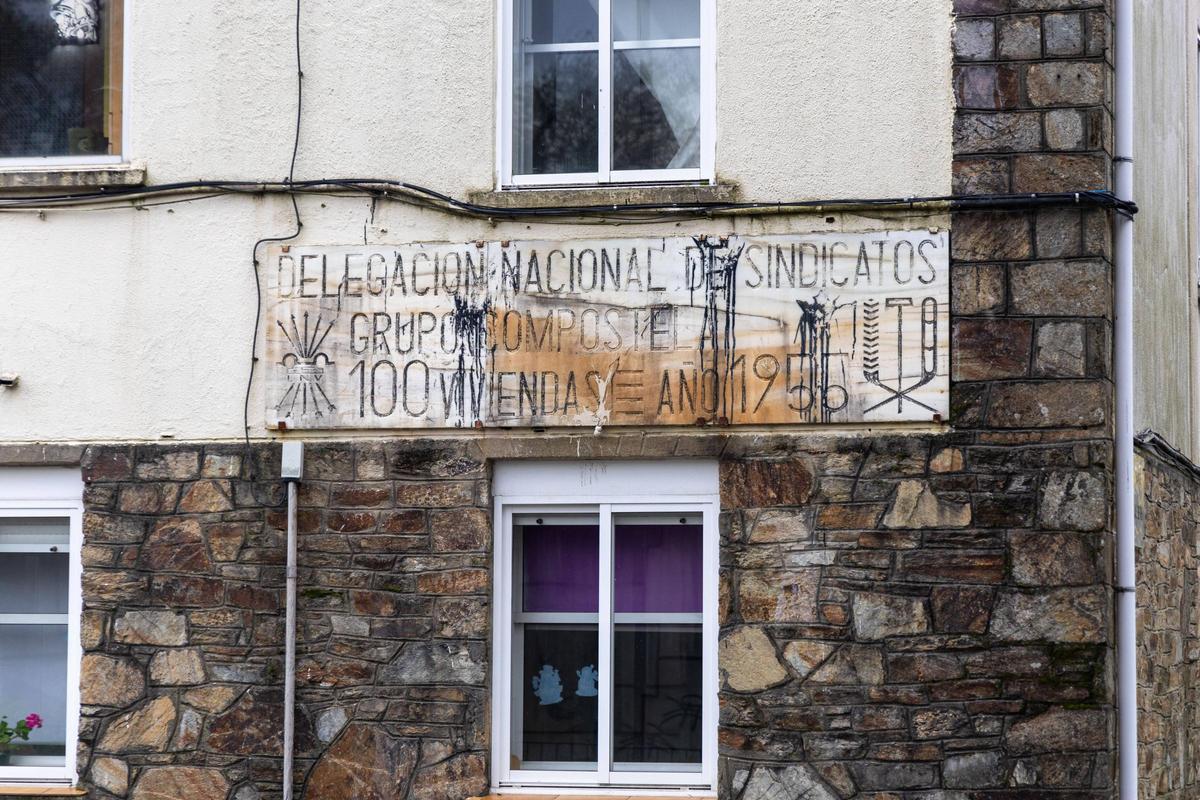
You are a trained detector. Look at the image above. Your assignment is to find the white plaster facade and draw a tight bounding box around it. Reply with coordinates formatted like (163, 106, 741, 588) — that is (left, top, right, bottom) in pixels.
(0, 0, 954, 443)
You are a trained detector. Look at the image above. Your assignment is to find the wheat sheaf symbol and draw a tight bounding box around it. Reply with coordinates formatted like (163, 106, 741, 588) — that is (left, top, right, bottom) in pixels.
(276, 312, 337, 418)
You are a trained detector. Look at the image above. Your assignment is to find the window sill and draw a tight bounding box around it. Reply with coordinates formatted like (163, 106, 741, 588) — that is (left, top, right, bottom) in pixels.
(0, 163, 145, 190)
(0, 787, 85, 798)
(470, 183, 738, 210)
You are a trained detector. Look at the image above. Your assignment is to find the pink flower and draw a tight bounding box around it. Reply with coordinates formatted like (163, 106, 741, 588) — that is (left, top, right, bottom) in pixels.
(24, 714, 42, 729)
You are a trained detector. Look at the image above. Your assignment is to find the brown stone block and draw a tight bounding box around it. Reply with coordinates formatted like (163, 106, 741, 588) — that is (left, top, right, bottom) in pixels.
(97, 695, 176, 753)
(986, 381, 1107, 428)
(84, 570, 147, 603)
(997, 14, 1042, 60)
(297, 656, 376, 688)
(721, 459, 813, 508)
(327, 510, 377, 533)
(929, 678, 1001, 701)
(931, 586, 994, 633)
(738, 569, 820, 624)
(1011, 531, 1098, 585)
(415, 568, 489, 595)
(81, 654, 145, 707)
(954, 157, 1011, 195)
(131, 766, 229, 800)
(302, 723, 419, 800)
(1013, 154, 1107, 193)
(887, 652, 964, 683)
(953, 318, 1032, 381)
(395, 481, 477, 508)
(372, 618, 435, 639)
(1004, 706, 1107, 754)
(952, 263, 1006, 316)
(955, 64, 1021, 110)
(205, 522, 246, 561)
(866, 742, 942, 762)
(955, 112, 1042, 154)
(431, 508, 491, 552)
(816, 503, 885, 530)
(133, 448, 201, 481)
(381, 509, 426, 533)
(990, 586, 1106, 642)
(206, 687, 317, 755)
(82, 448, 133, 482)
(1026, 61, 1106, 106)
(951, 212, 1032, 262)
(178, 480, 234, 513)
(117, 483, 179, 515)
(150, 574, 224, 607)
(331, 482, 393, 508)
(955, 0, 1009, 14)
(228, 583, 279, 611)
(409, 751, 488, 800)
(142, 517, 210, 572)
(899, 551, 1005, 584)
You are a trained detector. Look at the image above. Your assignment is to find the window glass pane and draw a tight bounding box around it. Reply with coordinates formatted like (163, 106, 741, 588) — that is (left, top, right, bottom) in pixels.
(613, 0, 700, 41)
(613, 48, 700, 171)
(613, 624, 702, 770)
(0, 517, 69, 548)
(615, 517, 701, 613)
(0, 624, 68, 767)
(524, 0, 599, 44)
(520, 520, 599, 613)
(512, 515, 599, 771)
(514, 51, 599, 175)
(0, 554, 69, 615)
(0, 0, 122, 158)
(518, 625, 599, 768)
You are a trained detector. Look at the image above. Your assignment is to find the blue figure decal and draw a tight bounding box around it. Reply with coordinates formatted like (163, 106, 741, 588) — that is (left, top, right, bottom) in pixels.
(576, 664, 598, 697)
(531, 664, 563, 705)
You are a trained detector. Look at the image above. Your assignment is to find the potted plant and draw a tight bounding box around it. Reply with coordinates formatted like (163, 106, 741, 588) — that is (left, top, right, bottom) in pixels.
(0, 714, 42, 766)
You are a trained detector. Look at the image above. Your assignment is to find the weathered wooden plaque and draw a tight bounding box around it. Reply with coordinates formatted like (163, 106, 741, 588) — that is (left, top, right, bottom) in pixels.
(264, 232, 948, 430)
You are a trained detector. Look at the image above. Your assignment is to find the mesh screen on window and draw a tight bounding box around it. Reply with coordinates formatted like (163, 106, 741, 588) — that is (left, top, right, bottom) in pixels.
(0, 0, 122, 158)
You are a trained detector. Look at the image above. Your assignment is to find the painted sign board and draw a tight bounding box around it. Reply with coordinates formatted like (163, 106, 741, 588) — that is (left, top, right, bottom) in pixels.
(264, 232, 948, 430)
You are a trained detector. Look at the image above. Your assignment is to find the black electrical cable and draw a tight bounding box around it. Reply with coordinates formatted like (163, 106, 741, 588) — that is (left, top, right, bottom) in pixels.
(0, 178, 1139, 220)
(244, 0, 303, 477)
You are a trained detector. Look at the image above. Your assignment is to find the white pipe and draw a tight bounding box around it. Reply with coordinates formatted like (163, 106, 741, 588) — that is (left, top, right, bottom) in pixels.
(1113, 0, 1137, 796)
(283, 479, 298, 800)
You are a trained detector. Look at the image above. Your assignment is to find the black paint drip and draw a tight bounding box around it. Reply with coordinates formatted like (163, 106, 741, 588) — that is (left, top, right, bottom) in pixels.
(450, 295, 491, 425)
(690, 237, 745, 423)
(794, 294, 856, 423)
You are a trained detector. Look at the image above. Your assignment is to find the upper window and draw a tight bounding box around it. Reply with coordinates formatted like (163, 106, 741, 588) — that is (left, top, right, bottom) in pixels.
(492, 460, 717, 793)
(502, 0, 714, 186)
(0, 469, 82, 786)
(0, 0, 124, 163)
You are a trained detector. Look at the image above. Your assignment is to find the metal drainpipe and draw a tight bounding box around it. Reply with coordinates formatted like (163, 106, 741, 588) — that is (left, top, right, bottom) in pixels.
(281, 442, 304, 800)
(1113, 0, 1137, 796)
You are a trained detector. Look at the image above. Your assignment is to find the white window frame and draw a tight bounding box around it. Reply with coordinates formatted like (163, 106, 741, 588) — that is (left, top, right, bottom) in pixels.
(0, 0, 130, 169)
(491, 460, 718, 795)
(0, 469, 83, 787)
(497, 0, 717, 188)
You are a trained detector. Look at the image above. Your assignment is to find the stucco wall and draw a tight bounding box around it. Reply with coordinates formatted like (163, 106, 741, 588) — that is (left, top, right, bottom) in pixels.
(0, 0, 953, 443)
(1132, 0, 1200, 460)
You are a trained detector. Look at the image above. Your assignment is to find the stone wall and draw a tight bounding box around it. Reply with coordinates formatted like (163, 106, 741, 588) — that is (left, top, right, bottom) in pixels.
(1135, 444, 1200, 798)
(73, 424, 1119, 799)
(76, 441, 492, 800)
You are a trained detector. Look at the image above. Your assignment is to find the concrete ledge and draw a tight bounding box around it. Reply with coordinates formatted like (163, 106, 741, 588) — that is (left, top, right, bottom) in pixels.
(0, 444, 86, 466)
(469, 183, 739, 210)
(0, 164, 145, 190)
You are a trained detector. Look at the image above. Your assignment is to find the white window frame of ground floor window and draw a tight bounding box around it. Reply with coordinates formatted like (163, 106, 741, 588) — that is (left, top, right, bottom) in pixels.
(497, 0, 716, 188)
(491, 460, 718, 795)
(0, 469, 83, 786)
